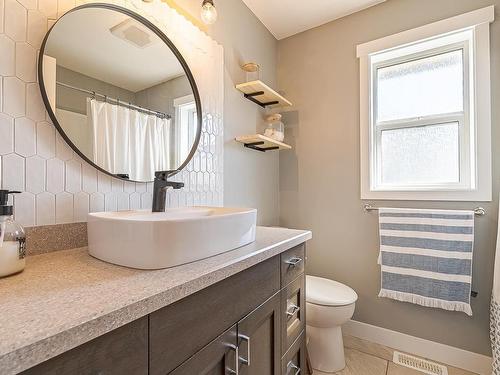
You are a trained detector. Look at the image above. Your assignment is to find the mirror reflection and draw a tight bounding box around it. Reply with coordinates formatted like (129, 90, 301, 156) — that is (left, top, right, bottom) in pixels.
(40, 6, 200, 182)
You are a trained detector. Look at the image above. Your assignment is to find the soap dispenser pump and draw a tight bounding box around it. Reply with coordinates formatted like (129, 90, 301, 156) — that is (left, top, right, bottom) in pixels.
(0, 190, 26, 277)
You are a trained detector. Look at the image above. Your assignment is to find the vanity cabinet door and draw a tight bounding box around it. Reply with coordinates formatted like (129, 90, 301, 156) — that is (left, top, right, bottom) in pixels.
(237, 292, 281, 375)
(150, 256, 280, 375)
(20, 317, 148, 375)
(169, 325, 238, 375)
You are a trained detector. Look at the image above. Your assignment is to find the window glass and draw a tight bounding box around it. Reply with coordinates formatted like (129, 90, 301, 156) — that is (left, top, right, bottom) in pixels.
(380, 122, 460, 185)
(376, 50, 464, 122)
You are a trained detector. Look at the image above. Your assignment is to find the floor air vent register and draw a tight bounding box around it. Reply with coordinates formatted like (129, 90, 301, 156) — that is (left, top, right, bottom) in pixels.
(393, 351, 448, 375)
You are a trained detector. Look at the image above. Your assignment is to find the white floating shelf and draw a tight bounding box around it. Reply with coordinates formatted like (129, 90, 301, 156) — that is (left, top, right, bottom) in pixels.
(235, 80, 292, 108)
(235, 134, 292, 152)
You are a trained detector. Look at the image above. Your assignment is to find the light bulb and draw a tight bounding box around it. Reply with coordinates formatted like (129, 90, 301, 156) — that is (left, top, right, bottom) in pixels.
(201, 0, 217, 25)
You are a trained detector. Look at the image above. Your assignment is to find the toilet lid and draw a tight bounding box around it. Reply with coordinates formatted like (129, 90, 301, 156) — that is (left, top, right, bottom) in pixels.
(306, 275, 358, 306)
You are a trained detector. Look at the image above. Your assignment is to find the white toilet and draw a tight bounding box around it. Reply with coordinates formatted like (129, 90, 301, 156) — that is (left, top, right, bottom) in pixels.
(306, 275, 358, 373)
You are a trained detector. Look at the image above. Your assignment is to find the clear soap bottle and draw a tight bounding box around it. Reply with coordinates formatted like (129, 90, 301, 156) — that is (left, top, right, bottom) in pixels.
(0, 190, 26, 278)
(263, 114, 285, 142)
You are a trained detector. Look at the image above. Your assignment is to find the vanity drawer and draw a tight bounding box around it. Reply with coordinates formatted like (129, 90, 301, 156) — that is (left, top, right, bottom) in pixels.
(281, 331, 306, 375)
(281, 274, 305, 355)
(21, 317, 148, 375)
(280, 244, 305, 287)
(149, 255, 280, 375)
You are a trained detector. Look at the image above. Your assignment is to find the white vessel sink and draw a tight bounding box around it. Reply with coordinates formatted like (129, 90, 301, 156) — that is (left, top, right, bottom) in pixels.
(87, 207, 257, 269)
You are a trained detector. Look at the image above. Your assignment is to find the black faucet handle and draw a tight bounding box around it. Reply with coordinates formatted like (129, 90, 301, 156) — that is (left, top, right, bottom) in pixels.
(155, 170, 178, 180)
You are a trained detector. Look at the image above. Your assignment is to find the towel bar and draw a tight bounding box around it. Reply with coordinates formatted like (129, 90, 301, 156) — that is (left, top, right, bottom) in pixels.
(363, 204, 486, 216)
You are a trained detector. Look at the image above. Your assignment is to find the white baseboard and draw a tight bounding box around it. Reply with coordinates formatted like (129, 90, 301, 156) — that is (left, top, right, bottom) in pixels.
(343, 320, 492, 375)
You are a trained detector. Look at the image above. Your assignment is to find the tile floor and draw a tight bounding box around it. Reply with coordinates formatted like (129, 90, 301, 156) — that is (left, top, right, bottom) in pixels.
(312, 335, 478, 375)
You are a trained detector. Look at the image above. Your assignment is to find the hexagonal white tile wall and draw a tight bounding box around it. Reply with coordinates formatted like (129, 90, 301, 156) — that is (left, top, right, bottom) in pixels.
(3, 76, 26, 117)
(0, 0, 4, 33)
(27, 10, 47, 48)
(36, 121, 55, 159)
(0, 34, 15, 76)
(130, 192, 141, 210)
(46, 158, 64, 193)
(36, 192, 55, 225)
(57, 0, 74, 18)
(82, 163, 97, 193)
(55, 134, 73, 161)
(38, 0, 57, 19)
(0, 114, 14, 154)
(65, 159, 81, 193)
(97, 172, 112, 193)
(25, 156, 45, 194)
(73, 191, 89, 222)
(14, 117, 36, 157)
(55, 192, 73, 224)
(15, 42, 36, 82)
(26, 83, 46, 122)
(2, 153, 25, 191)
(14, 191, 35, 226)
(4, 0, 26, 42)
(89, 192, 104, 213)
(17, 0, 36, 11)
(0, 0, 224, 227)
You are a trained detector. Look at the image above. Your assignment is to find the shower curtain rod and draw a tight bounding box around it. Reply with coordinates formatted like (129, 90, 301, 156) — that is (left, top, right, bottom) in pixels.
(56, 81, 171, 119)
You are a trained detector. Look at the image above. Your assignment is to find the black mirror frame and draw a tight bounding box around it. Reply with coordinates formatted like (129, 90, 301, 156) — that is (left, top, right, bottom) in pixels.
(37, 3, 203, 182)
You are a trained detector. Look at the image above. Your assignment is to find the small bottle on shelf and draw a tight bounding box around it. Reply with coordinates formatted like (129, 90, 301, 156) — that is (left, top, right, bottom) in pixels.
(242, 62, 260, 82)
(263, 114, 284, 142)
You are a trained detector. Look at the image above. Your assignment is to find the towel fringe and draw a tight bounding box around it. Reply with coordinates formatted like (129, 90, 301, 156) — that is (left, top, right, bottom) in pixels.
(379, 289, 472, 316)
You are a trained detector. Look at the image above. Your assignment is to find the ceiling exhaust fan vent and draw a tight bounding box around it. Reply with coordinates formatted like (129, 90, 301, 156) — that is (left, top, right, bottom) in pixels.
(110, 19, 155, 49)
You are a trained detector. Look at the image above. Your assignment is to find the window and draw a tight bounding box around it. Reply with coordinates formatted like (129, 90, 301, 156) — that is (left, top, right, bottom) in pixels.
(174, 94, 197, 165)
(358, 7, 493, 201)
(374, 39, 469, 190)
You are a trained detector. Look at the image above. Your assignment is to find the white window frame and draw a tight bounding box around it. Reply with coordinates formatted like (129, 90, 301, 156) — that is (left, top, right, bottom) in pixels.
(358, 6, 493, 201)
(174, 94, 196, 164)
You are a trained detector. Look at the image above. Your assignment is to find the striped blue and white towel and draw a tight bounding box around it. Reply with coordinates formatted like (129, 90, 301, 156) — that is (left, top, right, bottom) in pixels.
(377, 208, 474, 316)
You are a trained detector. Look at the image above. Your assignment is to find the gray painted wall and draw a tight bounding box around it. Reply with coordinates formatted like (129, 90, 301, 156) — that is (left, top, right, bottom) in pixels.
(56, 66, 136, 115)
(135, 75, 191, 119)
(277, 0, 500, 355)
(178, 0, 280, 226)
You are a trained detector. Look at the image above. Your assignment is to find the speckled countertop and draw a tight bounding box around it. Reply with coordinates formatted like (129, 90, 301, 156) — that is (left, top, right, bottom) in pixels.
(0, 226, 311, 374)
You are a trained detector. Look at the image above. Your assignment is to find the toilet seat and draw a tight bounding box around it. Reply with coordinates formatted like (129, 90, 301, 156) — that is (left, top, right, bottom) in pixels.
(306, 275, 358, 307)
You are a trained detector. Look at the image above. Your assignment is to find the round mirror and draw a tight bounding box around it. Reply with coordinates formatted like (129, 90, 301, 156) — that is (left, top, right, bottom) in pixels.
(38, 4, 202, 182)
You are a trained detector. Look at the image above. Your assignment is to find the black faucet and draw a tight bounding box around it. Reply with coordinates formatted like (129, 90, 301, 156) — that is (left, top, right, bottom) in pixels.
(152, 171, 184, 212)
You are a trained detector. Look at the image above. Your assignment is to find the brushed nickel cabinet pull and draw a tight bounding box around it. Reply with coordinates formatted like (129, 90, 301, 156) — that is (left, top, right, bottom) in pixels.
(227, 344, 239, 375)
(285, 257, 303, 267)
(238, 334, 251, 366)
(287, 361, 301, 375)
(286, 304, 300, 318)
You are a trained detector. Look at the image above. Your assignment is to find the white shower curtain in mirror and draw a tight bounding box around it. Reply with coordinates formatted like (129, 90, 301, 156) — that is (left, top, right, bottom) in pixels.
(87, 98, 171, 181)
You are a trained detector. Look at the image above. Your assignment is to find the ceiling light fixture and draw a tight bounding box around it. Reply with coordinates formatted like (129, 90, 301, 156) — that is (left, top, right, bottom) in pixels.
(201, 0, 217, 25)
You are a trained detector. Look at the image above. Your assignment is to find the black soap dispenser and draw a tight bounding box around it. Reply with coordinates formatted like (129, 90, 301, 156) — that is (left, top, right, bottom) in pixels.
(0, 190, 26, 277)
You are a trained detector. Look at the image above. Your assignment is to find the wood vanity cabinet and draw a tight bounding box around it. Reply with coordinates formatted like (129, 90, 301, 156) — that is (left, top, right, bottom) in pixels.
(20, 317, 149, 375)
(237, 292, 281, 375)
(169, 324, 238, 375)
(20, 243, 307, 375)
(170, 293, 281, 375)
